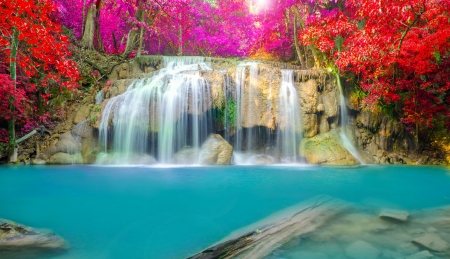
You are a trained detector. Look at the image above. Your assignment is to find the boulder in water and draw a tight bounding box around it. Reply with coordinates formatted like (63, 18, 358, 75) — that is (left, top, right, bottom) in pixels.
(379, 209, 409, 222)
(300, 129, 360, 165)
(0, 219, 66, 250)
(48, 152, 83, 164)
(412, 234, 450, 252)
(199, 134, 233, 165)
(36, 131, 81, 161)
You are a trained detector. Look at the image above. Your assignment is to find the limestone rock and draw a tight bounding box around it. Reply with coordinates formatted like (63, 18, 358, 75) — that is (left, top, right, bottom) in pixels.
(300, 79, 319, 114)
(36, 131, 81, 161)
(72, 120, 94, 139)
(31, 159, 46, 165)
(301, 129, 360, 165)
(317, 103, 325, 112)
(319, 115, 330, 134)
(379, 209, 409, 222)
(0, 219, 66, 250)
(367, 141, 380, 156)
(303, 113, 318, 138)
(356, 108, 381, 130)
(345, 240, 380, 259)
(172, 147, 200, 165)
(412, 234, 450, 252)
(322, 89, 339, 118)
(73, 105, 91, 124)
(199, 134, 233, 165)
(405, 250, 434, 259)
(48, 152, 83, 164)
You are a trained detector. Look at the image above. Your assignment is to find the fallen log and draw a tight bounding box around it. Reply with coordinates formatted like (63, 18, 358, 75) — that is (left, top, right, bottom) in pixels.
(188, 196, 349, 259)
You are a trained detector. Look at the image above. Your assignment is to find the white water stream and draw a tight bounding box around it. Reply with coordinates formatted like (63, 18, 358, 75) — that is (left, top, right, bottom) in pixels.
(277, 70, 302, 163)
(98, 57, 213, 164)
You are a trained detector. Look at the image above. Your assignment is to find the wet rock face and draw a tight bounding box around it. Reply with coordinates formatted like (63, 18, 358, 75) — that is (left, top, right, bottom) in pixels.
(48, 152, 83, 164)
(199, 134, 233, 165)
(35, 120, 96, 165)
(0, 219, 66, 250)
(300, 129, 360, 165)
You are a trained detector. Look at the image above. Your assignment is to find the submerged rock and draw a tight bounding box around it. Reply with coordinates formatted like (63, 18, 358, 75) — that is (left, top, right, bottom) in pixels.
(0, 219, 66, 250)
(345, 240, 380, 259)
(300, 129, 359, 165)
(412, 234, 450, 252)
(189, 196, 349, 259)
(406, 251, 434, 259)
(379, 209, 409, 222)
(199, 134, 233, 165)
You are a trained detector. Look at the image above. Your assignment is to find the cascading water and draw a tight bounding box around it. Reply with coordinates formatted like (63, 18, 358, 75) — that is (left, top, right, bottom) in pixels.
(276, 70, 302, 163)
(234, 62, 260, 152)
(221, 71, 232, 143)
(336, 74, 363, 163)
(98, 57, 213, 164)
(95, 90, 104, 104)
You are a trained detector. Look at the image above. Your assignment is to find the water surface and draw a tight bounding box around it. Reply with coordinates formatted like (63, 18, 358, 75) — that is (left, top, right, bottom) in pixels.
(1, 165, 449, 258)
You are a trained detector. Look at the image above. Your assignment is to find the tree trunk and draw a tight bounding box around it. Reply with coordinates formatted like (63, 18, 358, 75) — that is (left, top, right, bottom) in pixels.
(94, 0, 104, 52)
(8, 30, 18, 162)
(122, 29, 139, 57)
(291, 5, 321, 68)
(80, 5, 96, 50)
(293, 15, 306, 67)
(137, 27, 145, 57)
(81, 0, 87, 35)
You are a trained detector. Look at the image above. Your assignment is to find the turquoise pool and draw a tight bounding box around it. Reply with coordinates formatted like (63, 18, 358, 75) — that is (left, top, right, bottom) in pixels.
(1, 165, 449, 258)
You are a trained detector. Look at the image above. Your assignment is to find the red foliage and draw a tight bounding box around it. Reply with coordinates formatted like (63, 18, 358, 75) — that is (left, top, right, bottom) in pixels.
(0, 0, 80, 142)
(301, 0, 450, 132)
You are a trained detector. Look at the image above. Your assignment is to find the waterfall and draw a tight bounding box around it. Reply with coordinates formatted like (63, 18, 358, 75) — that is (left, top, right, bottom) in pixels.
(336, 74, 363, 163)
(221, 72, 232, 143)
(162, 56, 212, 71)
(276, 70, 302, 163)
(98, 57, 213, 164)
(234, 62, 259, 152)
(95, 90, 104, 104)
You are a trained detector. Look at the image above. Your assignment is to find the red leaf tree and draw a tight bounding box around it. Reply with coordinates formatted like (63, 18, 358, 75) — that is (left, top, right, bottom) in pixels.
(301, 0, 450, 149)
(0, 0, 80, 160)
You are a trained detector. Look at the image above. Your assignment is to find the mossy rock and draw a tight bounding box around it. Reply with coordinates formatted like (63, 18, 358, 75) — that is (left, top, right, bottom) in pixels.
(300, 129, 360, 165)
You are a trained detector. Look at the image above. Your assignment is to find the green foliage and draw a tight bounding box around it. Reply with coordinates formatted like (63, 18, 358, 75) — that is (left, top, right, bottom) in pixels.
(433, 52, 441, 64)
(214, 98, 237, 127)
(91, 115, 97, 124)
(377, 102, 396, 119)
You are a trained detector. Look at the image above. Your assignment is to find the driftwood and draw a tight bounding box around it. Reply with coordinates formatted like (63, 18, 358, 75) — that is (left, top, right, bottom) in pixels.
(188, 196, 349, 259)
(16, 126, 51, 145)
